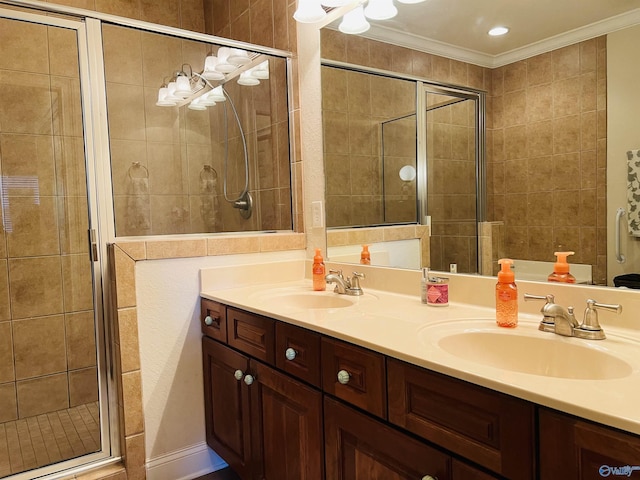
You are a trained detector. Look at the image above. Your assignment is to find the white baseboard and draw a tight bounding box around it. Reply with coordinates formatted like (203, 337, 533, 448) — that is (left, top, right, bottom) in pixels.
(146, 442, 228, 480)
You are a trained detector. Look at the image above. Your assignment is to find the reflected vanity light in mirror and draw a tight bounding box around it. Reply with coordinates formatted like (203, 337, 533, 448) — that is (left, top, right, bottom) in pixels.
(339, 5, 370, 34)
(294, 0, 328, 23)
(399, 165, 416, 182)
(364, 0, 398, 20)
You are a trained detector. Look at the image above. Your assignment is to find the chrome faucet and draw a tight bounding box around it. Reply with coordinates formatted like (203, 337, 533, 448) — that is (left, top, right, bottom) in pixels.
(325, 270, 365, 296)
(524, 294, 622, 340)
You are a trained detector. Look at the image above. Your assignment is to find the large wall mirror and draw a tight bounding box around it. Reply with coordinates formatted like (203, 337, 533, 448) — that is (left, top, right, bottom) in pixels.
(320, 2, 640, 287)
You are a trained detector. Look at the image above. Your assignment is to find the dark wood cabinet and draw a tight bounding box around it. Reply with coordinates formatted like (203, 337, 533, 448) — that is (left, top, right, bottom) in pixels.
(202, 304, 323, 480)
(539, 408, 640, 480)
(202, 337, 253, 479)
(387, 358, 535, 480)
(324, 396, 450, 480)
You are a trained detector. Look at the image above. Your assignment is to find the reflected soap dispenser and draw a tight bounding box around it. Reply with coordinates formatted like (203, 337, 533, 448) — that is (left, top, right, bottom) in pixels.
(312, 248, 326, 291)
(548, 251, 576, 283)
(360, 245, 371, 265)
(496, 258, 518, 328)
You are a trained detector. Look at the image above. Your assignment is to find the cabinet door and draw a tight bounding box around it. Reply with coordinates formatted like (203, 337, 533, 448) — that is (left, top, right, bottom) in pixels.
(322, 337, 386, 418)
(275, 322, 321, 387)
(324, 396, 450, 480)
(202, 337, 253, 479)
(251, 360, 323, 480)
(387, 358, 534, 480)
(539, 408, 640, 480)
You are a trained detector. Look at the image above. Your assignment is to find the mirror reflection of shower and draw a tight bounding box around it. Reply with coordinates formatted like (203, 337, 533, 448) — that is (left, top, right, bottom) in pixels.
(105, 27, 293, 237)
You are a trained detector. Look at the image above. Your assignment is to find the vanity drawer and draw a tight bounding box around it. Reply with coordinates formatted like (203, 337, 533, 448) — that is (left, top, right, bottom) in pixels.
(227, 307, 275, 364)
(275, 322, 321, 388)
(387, 358, 535, 480)
(200, 298, 227, 342)
(321, 337, 386, 419)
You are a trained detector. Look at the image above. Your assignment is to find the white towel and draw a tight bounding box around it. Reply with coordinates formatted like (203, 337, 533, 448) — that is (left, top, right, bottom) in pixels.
(627, 149, 640, 236)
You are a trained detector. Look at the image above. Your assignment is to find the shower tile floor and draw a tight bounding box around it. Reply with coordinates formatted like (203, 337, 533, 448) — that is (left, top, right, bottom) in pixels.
(0, 402, 100, 478)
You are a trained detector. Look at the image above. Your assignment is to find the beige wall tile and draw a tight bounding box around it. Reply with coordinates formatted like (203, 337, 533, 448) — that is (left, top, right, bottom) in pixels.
(0, 262, 10, 322)
(13, 315, 66, 380)
(62, 254, 94, 313)
(553, 44, 580, 80)
(47, 26, 79, 78)
(51, 76, 83, 137)
(147, 142, 188, 195)
(102, 24, 143, 86)
(54, 135, 88, 197)
(0, 18, 49, 74)
(207, 235, 260, 255)
(124, 433, 146, 480)
(116, 242, 147, 261)
(259, 233, 305, 252)
(0, 382, 17, 423)
(0, 69, 53, 134)
(1, 133, 56, 195)
(17, 373, 69, 417)
(180, 0, 206, 33)
(121, 371, 144, 436)
(7, 196, 60, 258)
(0, 321, 14, 383)
(145, 239, 207, 259)
(140, 0, 180, 28)
(105, 83, 146, 141)
(95, 0, 141, 19)
(69, 367, 99, 407)
(117, 308, 140, 373)
(250, 0, 274, 47)
(76, 464, 127, 480)
(66, 311, 97, 370)
(58, 195, 90, 255)
(553, 115, 580, 154)
(114, 247, 136, 309)
(504, 60, 526, 92)
(9, 257, 64, 319)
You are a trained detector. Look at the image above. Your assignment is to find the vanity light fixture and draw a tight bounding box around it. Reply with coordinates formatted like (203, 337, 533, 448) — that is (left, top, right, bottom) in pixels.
(294, 0, 427, 32)
(339, 5, 370, 34)
(155, 52, 269, 109)
(488, 26, 509, 36)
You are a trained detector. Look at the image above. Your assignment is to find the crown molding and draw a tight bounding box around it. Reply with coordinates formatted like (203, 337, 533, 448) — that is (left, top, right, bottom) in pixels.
(353, 7, 640, 69)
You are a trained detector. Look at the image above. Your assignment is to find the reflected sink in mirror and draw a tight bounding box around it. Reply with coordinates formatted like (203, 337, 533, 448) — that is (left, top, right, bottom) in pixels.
(249, 286, 378, 311)
(420, 320, 635, 380)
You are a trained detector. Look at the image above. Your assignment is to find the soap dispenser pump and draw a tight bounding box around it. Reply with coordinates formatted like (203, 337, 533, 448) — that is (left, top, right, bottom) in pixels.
(496, 258, 518, 328)
(548, 251, 576, 283)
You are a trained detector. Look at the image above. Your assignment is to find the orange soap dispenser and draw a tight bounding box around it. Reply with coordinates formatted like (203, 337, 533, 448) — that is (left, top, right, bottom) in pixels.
(548, 251, 576, 283)
(496, 258, 518, 328)
(360, 245, 371, 265)
(312, 248, 326, 291)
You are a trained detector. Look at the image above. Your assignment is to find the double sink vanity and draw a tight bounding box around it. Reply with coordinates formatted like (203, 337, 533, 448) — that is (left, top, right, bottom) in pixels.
(199, 260, 640, 479)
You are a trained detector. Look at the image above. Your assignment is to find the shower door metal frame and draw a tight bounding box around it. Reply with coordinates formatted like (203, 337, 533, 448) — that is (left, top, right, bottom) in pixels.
(417, 82, 486, 273)
(0, 6, 120, 479)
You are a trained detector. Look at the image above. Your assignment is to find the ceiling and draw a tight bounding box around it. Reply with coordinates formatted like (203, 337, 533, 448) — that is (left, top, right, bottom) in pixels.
(342, 0, 640, 67)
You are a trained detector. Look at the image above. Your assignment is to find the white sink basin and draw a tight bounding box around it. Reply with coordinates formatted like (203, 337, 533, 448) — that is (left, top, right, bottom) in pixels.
(249, 287, 377, 311)
(420, 320, 635, 380)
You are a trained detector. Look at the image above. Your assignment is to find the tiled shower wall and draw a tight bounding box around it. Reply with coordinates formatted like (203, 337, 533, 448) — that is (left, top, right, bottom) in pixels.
(487, 37, 607, 284)
(0, 18, 97, 424)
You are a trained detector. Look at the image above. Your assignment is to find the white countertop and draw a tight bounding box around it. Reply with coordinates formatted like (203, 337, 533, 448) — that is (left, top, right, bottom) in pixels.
(200, 266, 640, 436)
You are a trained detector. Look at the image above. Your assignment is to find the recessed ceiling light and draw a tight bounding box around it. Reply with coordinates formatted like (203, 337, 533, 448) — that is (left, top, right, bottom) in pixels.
(488, 26, 509, 36)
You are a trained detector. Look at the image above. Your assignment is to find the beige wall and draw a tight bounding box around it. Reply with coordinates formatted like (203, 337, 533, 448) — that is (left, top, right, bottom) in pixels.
(488, 37, 607, 285)
(607, 24, 640, 284)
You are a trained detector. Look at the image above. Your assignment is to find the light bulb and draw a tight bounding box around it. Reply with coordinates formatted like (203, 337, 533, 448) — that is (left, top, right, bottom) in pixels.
(237, 70, 260, 86)
(210, 86, 226, 102)
(339, 5, 370, 34)
(293, 0, 327, 23)
(203, 55, 225, 80)
(155, 87, 176, 106)
(364, 0, 397, 20)
(174, 74, 192, 97)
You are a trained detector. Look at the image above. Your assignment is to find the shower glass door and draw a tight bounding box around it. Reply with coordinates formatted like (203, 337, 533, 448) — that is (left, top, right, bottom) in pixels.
(421, 86, 484, 274)
(0, 9, 108, 479)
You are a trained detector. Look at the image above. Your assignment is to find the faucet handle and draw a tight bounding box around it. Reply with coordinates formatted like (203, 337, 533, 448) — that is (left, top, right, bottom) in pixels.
(329, 269, 343, 278)
(350, 271, 365, 289)
(523, 293, 555, 304)
(580, 299, 622, 332)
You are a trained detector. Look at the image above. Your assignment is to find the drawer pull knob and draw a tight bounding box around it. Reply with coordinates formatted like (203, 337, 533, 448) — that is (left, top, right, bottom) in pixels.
(285, 348, 297, 361)
(337, 369, 351, 385)
(204, 315, 214, 326)
(234, 369, 244, 381)
(421, 476, 437, 480)
(244, 374, 255, 386)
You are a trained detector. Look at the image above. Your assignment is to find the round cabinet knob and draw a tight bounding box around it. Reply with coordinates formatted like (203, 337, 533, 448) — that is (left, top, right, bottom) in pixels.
(243, 374, 255, 386)
(204, 315, 214, 326)
(285, 348, 297, 361)
(421, 476, 437, 480)
(337, 370, 351, 385)
(234, 370, 244, 381)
